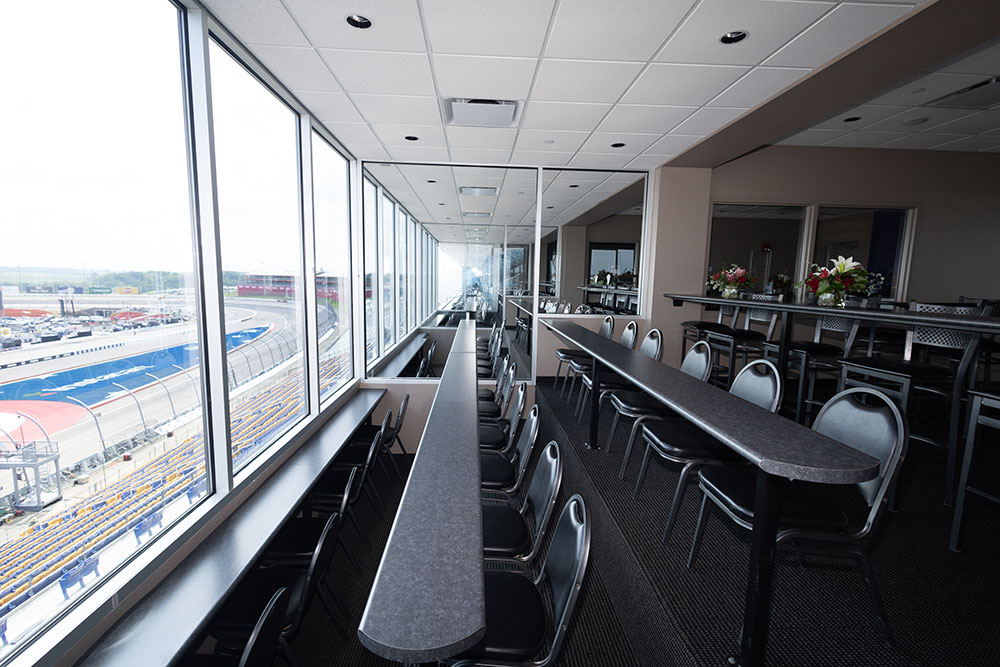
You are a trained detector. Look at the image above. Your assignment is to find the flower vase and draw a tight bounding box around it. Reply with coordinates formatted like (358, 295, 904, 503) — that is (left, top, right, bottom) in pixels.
(817, 291, 845, 308)
(722, 286, 739, 299)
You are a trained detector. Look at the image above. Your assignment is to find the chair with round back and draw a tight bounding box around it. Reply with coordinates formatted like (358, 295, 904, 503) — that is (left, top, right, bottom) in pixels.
(179, 588, 289, 667)
(481, 405, 540, 493)
(480, 363, 516, 420)
(575, 326, 660, 423)
(563, 320, 636, 402)
(480, 383, 527, 451)
(553, 315, 613, 391)
(479, 354, 509, 403)
(633, 359, 782, 544)
(687, 387, 906, 646)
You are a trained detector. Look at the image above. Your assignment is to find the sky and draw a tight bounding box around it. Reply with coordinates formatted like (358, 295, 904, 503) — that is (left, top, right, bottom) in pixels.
(0, 1, 346, 277)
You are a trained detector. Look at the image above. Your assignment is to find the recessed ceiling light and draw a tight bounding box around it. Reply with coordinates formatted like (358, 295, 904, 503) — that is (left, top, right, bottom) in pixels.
(720, 30, 748, 44)
(404, 135, 419, 141)
(546, 206, 554, 209)
(843, 116, 862, 123)
(427, 179, 436, 183)
(611, 142, 626, 148)
(346, 14, 373, 29)
(901, 117, 929, 126)
(438, 202, 445, 206)
(569, 184, 579, 188)
(543, 139, 555, 145)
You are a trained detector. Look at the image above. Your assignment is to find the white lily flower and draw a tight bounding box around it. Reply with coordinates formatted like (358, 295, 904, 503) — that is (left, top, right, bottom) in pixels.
(831, 255, 862, 274)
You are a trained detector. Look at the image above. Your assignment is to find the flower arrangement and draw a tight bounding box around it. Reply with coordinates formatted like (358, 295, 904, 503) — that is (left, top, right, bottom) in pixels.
(707, 264, 756, 297)
(797, 256, 869, 306)
(867, 272, 885, 296)
(769, 273, 793, 292)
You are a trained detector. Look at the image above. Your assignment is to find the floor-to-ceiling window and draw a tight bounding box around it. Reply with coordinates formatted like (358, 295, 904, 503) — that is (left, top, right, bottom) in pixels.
(380, 194, 396, 350)
(363, 178, 379, 362)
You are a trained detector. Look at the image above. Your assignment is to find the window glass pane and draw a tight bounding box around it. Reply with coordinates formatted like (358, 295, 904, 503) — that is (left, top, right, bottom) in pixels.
(311, 133, 353, 399)
(0, 1, 205, 650)
(409, 219, 418, 329)
(708, 204, 804, 295)
(363, 179, 379, 362)
(381, 194, 395, 349)
(210, 40, 306, 471)
(815, 207, 906, 298)
(396, 208, 407, 339)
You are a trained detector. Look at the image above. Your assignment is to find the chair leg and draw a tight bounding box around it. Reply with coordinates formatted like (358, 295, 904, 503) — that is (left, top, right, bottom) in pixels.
(316, 586, 348, 638)
(362, 483, 383, 516)
(619, 427, 643, 480)
(279, 636, 300, 667)
(858, 550, 895, 648)
(394, 433, 408, 455)
(945, 386, 964, 506)
(605, 410, 622, 452)
(662, 460, 699, 544)
(687, 493, 710, 569)
(347, 506, 371, 549)
(341, 538, 362, 572)
(632, 444, 654, 498)
(321, 579, 351, 619)
(554, 360, 564, 388)
(576, 386, 589, 422)
(949, 398, 981, 551)
(385, 448, 403, 482)
(622, 416, 646, 463)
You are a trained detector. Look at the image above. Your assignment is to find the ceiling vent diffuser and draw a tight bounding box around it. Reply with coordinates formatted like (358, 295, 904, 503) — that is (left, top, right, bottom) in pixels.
(925, 76, 1000, 110)
(444, 98, 521, 127)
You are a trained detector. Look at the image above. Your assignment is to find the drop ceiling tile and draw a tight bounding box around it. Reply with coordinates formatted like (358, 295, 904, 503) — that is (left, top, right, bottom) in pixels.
(933, 135, 1000, 152)
(296, 91, 363, 123)
(282, 0, 426, 51)
(445, 127, 517, 150)
(520, 101, 612, 131)
(570, 153, 634, 169)
(350, 94, 443, 125)
(510, 150, 575, 166)
(422, 0, 555, 57)
(672, 107, 747, 135)
(204, 0, 309, 46)
(656, 0, 833, 66)
(433, 55, 538, 100)
(449, 148, 513, 164)
(864, 107, 977, 133)
(812, 104, 907, 130)
(820, 131, 907, 148)
(372, 123, 447, 147)
(866, 72, 992, 107)
(598, 105, 696, 134)
(322, 122, 380, 145)
(545, 0, 695, 61)
(877, 133, 967, 150)
(579, 132, 660, 154)
(708, 66, 810, 108)
(938, 39, 1000, 76)
(318, 50, 434, 96)
(249, 45, 341, 92)
(532, 60, 645, 104)
(764, 3, 911, 68)
(927, 110, 1000, 135)
(515, 129, 591, 152)
(626, 154, 673, 170)
(350, 145, 391, 160)
(777, 128, 851, 145)
(623, 63, 749, 106)
(647, 133, 703, 154)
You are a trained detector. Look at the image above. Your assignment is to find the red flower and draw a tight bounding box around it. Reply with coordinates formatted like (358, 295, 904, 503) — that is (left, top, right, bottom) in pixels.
(738, 275, 747, 284)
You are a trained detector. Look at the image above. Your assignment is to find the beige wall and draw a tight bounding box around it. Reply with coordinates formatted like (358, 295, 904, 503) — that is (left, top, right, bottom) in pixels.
(556, 225, 587, 305)
(710, 146, 1000, 301)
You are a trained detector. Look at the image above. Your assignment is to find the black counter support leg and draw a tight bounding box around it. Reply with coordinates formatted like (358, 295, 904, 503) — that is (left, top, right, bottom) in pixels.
(737, 469, 783, 667)
(586, 358, 603, 450)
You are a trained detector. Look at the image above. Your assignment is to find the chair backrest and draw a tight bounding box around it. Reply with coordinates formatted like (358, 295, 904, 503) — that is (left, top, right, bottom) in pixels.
(680, 340, 712, 381)
(426, 339, 437, 366)
(638, 328, 664, 361)
(960, 295, 1000, 318)
(811, 388, 907, 538)
(503, 382, 527, 431)
(620, 321, 639, 349)
(293, 511, 344, 634)
(510, 405, 540, 492)
(906, 301, 984, 355)
(598, 315, 615, 339)
(393, 394, 409, 436)
(494, 354, 510, 391)
(537, 495, 591, 667)
(813, 302, 865, 356)
(497, 363, 517, 413)
(415, 358, 428, 377)
(340, 466, 359, 513)
(358, 411, 391, 490)
(522, 441, 563, 561)
(239, 587, 290, 667)
(730, 359, 783, 413)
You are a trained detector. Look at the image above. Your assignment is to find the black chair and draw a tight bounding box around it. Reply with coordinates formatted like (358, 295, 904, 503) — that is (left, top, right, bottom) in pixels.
(838, 301, 986, 503)
(425, 339, 438, 377)
(687, 387, 907, 646)
(564, 321, 638, 402)
(305, 462, 371, 550)
(949, 383, 1000, 551)
(763, 308, 864, 424)
(208, 512, 347, 666)
(554, 315, 613, 390)
(325, 414, 390, 519)
(415, 358, 429, 377)
(335, 409, 398, 485)
(611, 340, 712, 472)
(575, 327, 661, 423)
(179, 588, 289, 667)
(705, 293, 782, 387)
(482, 440, 562, 563)
(631, 359, 782, 543)
(680, 301, 739, 358)
(481, 405, 540, 493)
(479, 354, 509, 402)
(347, 395, 410, 478)
(480, 382, 526, 451)
(480, 363, 516, 420)
(443, 495, 591, 667)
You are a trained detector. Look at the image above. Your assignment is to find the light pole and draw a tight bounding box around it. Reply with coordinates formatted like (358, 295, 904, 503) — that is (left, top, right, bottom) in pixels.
(15, 411, 51, 446)
(144, 372, 176, 419)
(64, 397, 108, 484)
(172, 363, 202, 408)
(259, 338, 277, 368)
(111, 382, 147, 432)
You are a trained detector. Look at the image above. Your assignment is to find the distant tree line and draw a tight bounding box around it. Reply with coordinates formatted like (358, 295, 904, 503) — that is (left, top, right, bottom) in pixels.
(1, 267, 245, 292)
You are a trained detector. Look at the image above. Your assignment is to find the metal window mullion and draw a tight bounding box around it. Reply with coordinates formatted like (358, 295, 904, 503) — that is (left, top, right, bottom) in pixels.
(184, 7, 232, 494)
(796, 204, 819, 301)
(351, 160, 365, 382)
(300, 117, 320, 415)
(531, 167, 542, 382)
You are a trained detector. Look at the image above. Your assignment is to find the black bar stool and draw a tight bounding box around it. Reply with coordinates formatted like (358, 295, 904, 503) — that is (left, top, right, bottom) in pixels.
(949, 383, 1000, 551)
(553, 315, 613, 390)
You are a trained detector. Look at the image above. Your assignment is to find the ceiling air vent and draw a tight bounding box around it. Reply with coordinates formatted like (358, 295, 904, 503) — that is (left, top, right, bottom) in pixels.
(458, 186, 498, 196)
(444, 98, 521, 127)
(925, 76, 1000, 110)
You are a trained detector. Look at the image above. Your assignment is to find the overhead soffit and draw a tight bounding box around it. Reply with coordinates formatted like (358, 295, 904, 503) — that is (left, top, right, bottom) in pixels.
(200, 0, 933, 173)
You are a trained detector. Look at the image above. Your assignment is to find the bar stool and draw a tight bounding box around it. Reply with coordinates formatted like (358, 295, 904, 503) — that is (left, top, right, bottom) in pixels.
(949, 383, 1000, 551)
(838, 301, 986, 504)
(553, 315, 613, 390)
(705, 293, 782, 387)
(680, 302, 739, 359)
